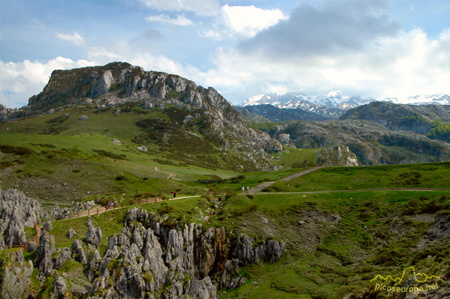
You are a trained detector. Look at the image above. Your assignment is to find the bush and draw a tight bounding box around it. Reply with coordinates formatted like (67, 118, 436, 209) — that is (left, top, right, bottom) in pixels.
(93, 149, 128, 160)
(115, 175, 125, 181)
(225, 191, 236, 200)
(0, 144, 34, 156)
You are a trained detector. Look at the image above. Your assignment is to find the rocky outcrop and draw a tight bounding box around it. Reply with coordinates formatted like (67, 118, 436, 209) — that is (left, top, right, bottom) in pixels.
(66, 228, 76, 239)
(87, 208, 285, 298)
(317, 145, 359, 167)
(34, 231, 56, 276)
(282, 120, 450, 165)
(85, 216, 102, 247)
(9, 62, 278, 170)
(53, 247, 72, 270)
(52, 274, 68, 299)
(0, 188, 42, 249)
(0, 251, 34, 299)
(340, 102, 450, 141)
(72, 239, 87, 264)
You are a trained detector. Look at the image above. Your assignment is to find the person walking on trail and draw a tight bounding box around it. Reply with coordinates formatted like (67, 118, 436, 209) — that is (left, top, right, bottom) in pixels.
(246, 186, 249, 193)
(242, 186, 245, 193)
(173, 191, 176, 198)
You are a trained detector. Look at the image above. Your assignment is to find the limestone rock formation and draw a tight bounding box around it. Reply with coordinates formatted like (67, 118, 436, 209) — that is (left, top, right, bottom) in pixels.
(7, 62, 279, 170)
(0, 188, 42, 249)
(66, 228, 76, 239)
(87, 207, 285, 298)
(85, 216, 102, 247)
(34, 231, 56, 275)
(0, 251, 34, 299)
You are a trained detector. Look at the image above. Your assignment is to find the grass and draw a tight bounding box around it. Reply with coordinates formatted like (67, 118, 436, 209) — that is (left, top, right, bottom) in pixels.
(215, 191, 450, 298)
(271, 146, 318, 168)
(265, 162, 450, 192)
(2, 104, 450, 297)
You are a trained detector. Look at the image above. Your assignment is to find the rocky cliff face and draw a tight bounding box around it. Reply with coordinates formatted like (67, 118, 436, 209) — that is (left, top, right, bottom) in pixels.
(340, 102, 450, 141)
(5, 62, 278, 170)
(281, 120, 450, 165)
(0, 188, 42, 249)
(80, 207, 285, 298)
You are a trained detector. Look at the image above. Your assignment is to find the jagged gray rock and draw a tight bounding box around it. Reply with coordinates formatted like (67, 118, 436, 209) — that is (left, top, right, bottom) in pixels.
(88, 208, 284, 298)
(0, 188, 42, 249)
(53, 247, 71, 269)
(12, 62, 281, 170)
(52, 274, 68, 299)
(34, 231, 56, 275)
(66, 228, 76, 239)
(43, 219, 52, 232)
(0, 251, 34, 299)
(72, 239, 87, 264)
(219, 259, 245, 289)
(27, 241, 38, 252)
(85, 216, 102, 247)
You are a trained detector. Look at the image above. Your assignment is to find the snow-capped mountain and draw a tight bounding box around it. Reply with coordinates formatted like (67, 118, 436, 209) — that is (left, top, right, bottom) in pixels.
(379, 94, 450, 106)
(243, 92, 450, 119)
(243, 91, 375, 118)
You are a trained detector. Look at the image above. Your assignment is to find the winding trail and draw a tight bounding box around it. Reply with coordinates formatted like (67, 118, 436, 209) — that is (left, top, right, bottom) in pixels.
(247, 166, 324, 194)
(58, 195, 201, 221)
(56, 164, 449, 222)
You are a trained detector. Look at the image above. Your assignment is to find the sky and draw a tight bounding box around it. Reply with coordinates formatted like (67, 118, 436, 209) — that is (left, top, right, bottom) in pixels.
(1, 0, 449, 108)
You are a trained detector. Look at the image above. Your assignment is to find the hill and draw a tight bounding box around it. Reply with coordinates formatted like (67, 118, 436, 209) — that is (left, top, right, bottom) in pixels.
(274, 119, 450, 166)
(235, 104, 329, 122)
(1, 162, 449, 298)
(340, 102, 450, 142)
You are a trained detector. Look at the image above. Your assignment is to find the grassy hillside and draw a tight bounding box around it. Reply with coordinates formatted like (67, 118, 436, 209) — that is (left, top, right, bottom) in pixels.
(2, 160, 450, 298)
(19, 185, 450, 298)
(264, 162, 450, 192)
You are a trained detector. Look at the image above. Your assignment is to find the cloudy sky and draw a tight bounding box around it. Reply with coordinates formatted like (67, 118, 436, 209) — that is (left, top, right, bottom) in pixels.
(1, 0, 449, 108)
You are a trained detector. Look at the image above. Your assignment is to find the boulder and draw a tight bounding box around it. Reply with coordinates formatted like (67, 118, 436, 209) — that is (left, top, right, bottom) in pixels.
(86, 216, 102, 247)
(66, 228, 76, 239)
(72, 239, 87, 264)
(53, 247, 71, 269)
(52, 274, 68, 299)
(34, 231, 56, 275)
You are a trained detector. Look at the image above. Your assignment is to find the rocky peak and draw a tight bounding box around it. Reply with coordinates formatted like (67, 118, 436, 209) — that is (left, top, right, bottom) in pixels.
(26, 62, 242, 123)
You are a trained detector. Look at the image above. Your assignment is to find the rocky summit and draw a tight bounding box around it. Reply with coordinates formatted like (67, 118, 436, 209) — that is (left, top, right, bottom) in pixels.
(5, 62, 283, 171)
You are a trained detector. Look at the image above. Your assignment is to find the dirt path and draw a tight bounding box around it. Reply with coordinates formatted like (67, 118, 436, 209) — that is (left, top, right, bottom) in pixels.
(58, 195, 201, 221)
(280, 166, 324, 181)
(247, 166, 324, 194)
(256, 188, 450, 195)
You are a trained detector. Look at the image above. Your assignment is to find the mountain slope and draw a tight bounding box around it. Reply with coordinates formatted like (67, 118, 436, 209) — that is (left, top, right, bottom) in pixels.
(2, 62, 280, 171)
(235, 104, 329, 122)
(277, 120, 450, 165)
(340, 102, 450, 142)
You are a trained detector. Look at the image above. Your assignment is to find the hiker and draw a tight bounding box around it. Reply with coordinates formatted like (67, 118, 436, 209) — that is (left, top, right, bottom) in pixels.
(242, 186, 245, 193)
(173, 191, 176, 198)
(247, 185, 249, 193)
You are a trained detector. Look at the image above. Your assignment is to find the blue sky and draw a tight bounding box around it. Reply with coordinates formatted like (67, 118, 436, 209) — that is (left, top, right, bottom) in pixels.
(1, 0, 449, 108)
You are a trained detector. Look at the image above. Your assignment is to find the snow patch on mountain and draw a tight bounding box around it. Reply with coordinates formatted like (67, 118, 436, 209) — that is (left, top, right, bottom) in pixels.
(242, 92, 450, 119)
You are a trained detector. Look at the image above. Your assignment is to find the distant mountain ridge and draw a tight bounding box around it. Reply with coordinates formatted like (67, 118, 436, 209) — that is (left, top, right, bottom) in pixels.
(243, 92, 450, 119)
(235, 104, 328, 122)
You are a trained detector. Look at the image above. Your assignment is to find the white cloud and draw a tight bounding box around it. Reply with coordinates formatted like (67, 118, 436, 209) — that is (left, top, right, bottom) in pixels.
(0, 57, 95, 108)
(146, 14, 193, 26)
(221, 5, 288, 38)
(202, 29, 222, 41)
(56, 31, 85, 46)
(140, 0, 220, 16)
(196, 27, 450, 104)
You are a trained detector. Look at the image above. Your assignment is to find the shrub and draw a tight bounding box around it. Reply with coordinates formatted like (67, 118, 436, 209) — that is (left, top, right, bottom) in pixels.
(93, 149, 128, 160)
(115, 175, 125, 181)
(0, 144, 34, 156)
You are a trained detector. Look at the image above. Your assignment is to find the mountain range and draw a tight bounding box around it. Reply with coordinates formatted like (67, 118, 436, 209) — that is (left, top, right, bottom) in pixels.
(242, 92, 450, 119)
